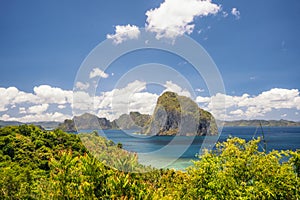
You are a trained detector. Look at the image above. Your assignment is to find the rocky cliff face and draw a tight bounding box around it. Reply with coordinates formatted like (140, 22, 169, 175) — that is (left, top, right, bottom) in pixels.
(58, 92, 217, 135)
(142, 91, 218, 136)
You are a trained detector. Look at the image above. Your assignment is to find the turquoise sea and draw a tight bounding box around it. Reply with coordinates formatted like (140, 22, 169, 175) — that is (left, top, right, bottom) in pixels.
(80, 127, 300, 170)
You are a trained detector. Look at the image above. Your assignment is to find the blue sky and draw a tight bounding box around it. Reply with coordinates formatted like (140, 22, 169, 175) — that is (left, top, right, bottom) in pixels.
(0, 0, 300, 122)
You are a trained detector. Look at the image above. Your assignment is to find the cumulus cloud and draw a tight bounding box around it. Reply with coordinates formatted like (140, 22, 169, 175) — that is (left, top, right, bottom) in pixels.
(196, 88, 300, 120)
(0, 85, 73, 122)
(145, 0, 221, 39)
(96, 80, 159, 120)
(230, 109, 244, 116)
(0, 114, 10, 121)
(33, 85, 73, 104)
(89, 68, 109, 79)
(231, 8, 240, 19)
(19, 107, 26, 114)
(75, 81, 90, 90)
(73, 91, 95, 111)
(28, 104, 49, 114)
(2, 84, 299, 122)
(95, 80, 195, 120)
(107, 24, 140, 44)
(0, 87, 20, 111)
(58, 105, 66, 109)
(0, 112, 72, 123)
(281, 113, 287, 118)
(196, 96, 210, 103)
(195, 88, 205, 93)
(162, 81, 191, 97)
(0, 87, 41, 111)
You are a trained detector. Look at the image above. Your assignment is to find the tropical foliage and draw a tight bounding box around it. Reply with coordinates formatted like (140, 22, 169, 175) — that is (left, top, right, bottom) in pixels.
(0, 125, 299, 199)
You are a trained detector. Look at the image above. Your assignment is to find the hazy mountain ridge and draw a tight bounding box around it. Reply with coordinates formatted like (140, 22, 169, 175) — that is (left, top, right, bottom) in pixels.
(0, 120, 60, 130)
(57, 112, 150, 132)
(221, 119, 300, 127)
(1, 118, 299, 132)
(57, 113, 115, 132)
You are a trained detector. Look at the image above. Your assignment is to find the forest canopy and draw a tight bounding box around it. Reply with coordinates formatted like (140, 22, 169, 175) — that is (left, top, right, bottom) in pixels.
(0, 125, 299, 199)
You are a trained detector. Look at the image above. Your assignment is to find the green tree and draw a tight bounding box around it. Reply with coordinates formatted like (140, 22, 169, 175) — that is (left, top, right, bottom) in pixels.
(186, 137, 299, 199)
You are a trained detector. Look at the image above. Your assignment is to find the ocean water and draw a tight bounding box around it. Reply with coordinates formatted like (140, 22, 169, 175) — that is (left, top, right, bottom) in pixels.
(80, 127, 300, 170)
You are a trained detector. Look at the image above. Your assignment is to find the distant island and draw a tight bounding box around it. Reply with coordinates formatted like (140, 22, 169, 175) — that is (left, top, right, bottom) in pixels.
(220, 119, 300, 127)
(3, 118, 298, 131)
(1, 91, 300, 132)
(58, 91, 218, 136)
(141, 91, 217, 135)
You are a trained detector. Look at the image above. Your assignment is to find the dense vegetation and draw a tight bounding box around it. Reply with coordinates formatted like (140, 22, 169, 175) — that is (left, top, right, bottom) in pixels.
(0, 125, 299, 199)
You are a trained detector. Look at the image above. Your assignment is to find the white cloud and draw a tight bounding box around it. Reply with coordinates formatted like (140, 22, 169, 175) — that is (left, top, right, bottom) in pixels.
(33, 85, 73, 105)
(0, 114, 10, 121)
(0, 87, 43, 111)
(28, 104, 49, 114)
(230, 109, 244, 116)
(231, 8, 240, 19)
(107, 24, 140, 44)
(19, 107, 26, 114)
(0, 85, 73, 122)
(2, 84, 299, 123)
(96, 80, 158, 120)
(58, 105, 66, 109)
(281, 113, 287, 118)
(3, 112, 72, 123)
(75, 82, 90, 90)
(163, 81, 191, 97)
(196, 96, 210, 103)
(94, 80, 192, 120)
(12, 91, 40, 105)
(195, 88, 205, 93)
(73, 91, 95, 111)
(222, 11, 228, 18)
(89, 68, 109, 79)
(0, 87, 19, 111)
(145, 0, 221, 39)
(196, 88, 300, 120)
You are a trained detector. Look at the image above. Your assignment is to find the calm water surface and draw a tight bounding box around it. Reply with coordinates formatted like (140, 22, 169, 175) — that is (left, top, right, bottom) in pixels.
(80, 127, 300, 170)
